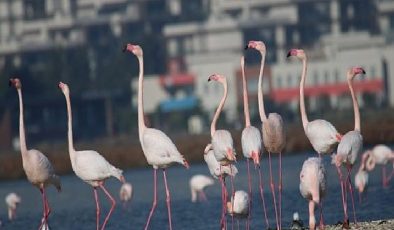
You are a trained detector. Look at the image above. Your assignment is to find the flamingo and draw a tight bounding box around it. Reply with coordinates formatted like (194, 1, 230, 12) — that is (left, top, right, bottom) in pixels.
(287, 49, 342, 155)
(189, 174, 214, 202)
(123, 44, 189, 230)
(119, 182, 133, 207)
(9, 78, 61, 229)
(204, 143, 238, 229)
(59, 82, 125, 230)
(5, 193, 21, 221)
(331, 67, 365, 228)
(364, 144, 394, 187)
(226, 190, 250, 228)
(355, 157, 369, 204)
(240, 55, 269, 228)
(299, 157, 326, 230)
(247, 40, 285, 230)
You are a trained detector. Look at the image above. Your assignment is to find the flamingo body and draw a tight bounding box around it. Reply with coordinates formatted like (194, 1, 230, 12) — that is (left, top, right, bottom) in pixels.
(120, 182, 133, 203)
(305, 119, 341, 155)
(242, 126, 262, 158)
(204, 146, 238, 179)
(212, 130, 235, 164)
(227, 190, 249, 217)
(189, 174, 214, 202)
(369, 144, 394, 165)
(333, 131, 363, 167)
(5, 193, 21, 220)
(262, 113, 286, 153)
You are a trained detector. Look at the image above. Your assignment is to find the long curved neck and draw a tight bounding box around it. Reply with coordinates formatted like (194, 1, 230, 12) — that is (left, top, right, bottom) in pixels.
(300, 58, 309, 130)
(257, 51, 267, 122)
(348, 78, 360, 131)
(137, 55, 146, 142)
(17, 89, 27, 153)
(241, 58, 251, 127)
(210, 80, 227, 137)
(65, 93, 75, 152)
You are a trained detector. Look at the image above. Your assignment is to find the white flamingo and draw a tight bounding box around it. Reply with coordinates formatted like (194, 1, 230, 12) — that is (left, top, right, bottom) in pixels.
(247, 40, 285, 230)
(119, 182, 133, 206)
(287, 49, 342, 155)
(189, 174, 214, 202)
(240, 55, 269, 228)
(332, 67, 365, 227)
(227, 190, 249, 217)
(299, 157, 326, 230)
(365, 144, 394, 187)
(124, 44, 189, 230)
(9, 78, 61, 229)
(203, 144, 238, 180)
(5, 193, 21, 221)
(354, 151, 371, 203)
(59, 82, 125, 230)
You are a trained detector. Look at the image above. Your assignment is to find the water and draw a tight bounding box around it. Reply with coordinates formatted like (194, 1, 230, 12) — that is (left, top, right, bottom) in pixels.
(0, 152, 393, 229)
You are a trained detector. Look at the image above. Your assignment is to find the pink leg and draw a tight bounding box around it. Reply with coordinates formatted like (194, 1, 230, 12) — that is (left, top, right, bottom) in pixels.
(246, 159, 252, 229)
(387, 166, 394, 184)
(268, 152, 279, 230)
(257, 165, 269, 228)
(38, 188, 47, 230)
(336, 166, 348, 223)
(278, 152, 282, 230)
(383, 167, 387, 188)
(144, 169, 158, 230)
(346, 166, 357, 224)
(219, 175, 226, 230)
(319, 200, 324, 229)
(230, 167, 235, 230)
(94, 188, 100, 230)
(163, 169, 173, 230)
(200, 191, 208, 201)
(99, 183, 116, 230)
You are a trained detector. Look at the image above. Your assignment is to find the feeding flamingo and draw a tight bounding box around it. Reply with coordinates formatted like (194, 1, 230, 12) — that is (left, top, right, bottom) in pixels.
(246, 40, 285, 230)
(332, 67, 365, 228)
(189, 174, 214, 202)
(119, 182, 133, 207)
(287, 49, 342, 155)
(5, 193, 21, 221)
(240, 55, 269, 228)
(355, 152, 369, 203)
(364, 144, 394, 187)
(227, 190, 250, 229)
(59, 82, 125, 230)
(299, 157, 327, 230)
(9, 78, 61, 229)
(123, 44, 189, 230)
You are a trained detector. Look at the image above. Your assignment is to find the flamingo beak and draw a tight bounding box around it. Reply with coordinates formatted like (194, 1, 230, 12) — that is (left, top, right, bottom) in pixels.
(226, 149, 236, 162)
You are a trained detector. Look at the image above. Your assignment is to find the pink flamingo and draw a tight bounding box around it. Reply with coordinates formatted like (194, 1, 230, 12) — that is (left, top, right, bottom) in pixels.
(287, 49, 342, 155)
(247, 41, 285, 230)
(355, 152, 370, 203)
(189, 174, 214, 202)
(364, 144, 394, 187)
(5, 193, 21, 221)
(227, 190, 250, 228)
(240, 55, 269, 228)
(9, 78, 61, 229)
(119, 182, 133, 207)
(124, 44, 189, 230)
(299, 157, 327, 230)
(332, 67, 365, 228)
(59, 82, 125, 230)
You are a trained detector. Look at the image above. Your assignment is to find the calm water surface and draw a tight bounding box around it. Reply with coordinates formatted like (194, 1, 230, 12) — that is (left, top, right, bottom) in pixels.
(0, 152, 393, 229)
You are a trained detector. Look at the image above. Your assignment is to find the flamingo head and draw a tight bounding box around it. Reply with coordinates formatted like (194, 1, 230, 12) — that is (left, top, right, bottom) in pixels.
(58, 82, 69, 95)
(245, 40, 266, 53)
(123, 43, 143, 57)
(9, 78, 21, 89)
(286, 49, 305, 60)
(208, 74, 225, 83)
(347, 66, 365, 80)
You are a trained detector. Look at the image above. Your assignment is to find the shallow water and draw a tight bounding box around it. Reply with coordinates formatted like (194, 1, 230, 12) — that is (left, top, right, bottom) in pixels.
(0, 152, 393, 229)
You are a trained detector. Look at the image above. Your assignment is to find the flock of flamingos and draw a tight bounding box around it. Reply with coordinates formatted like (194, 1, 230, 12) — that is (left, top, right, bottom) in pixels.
(3, 40, 394, 230)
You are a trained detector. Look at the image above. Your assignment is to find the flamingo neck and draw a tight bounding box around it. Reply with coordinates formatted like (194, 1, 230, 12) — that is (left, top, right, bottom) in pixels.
(257, 51, 267, 122)
(137, 55, 146, 142)
(300, 58, 309, 130)
(241, 59, 251, 127)
(65, 93, 75, 153)
(210, 79, 227, 137)
(17, 89, 27, 153)
(348, 78, 360, 132)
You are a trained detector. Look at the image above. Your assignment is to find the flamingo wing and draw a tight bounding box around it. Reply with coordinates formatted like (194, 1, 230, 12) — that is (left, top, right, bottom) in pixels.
(74, 150, 119, 181)
(337, 131, 363, 165)
(241, 126, 262, 158)
(263, 113, 285, 153)
(24, 149, 57, 183)
(306, 119, 340, 154)
(212, 130, 234, 161)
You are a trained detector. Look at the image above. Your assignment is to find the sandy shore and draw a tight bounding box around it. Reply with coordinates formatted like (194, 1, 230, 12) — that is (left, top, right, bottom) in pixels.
(324, 219, 394, 230)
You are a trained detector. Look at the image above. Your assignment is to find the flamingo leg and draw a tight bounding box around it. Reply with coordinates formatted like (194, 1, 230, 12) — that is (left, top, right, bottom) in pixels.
(346, 166, 357, 224)
(230, 167, 235, 230)
(99, 183, 116, 230)
(246, 159, 252, 229)
(387, 166, 394, 185)
(144, 169, 158, 230)
(200, 191, 208, 202)
(257, 164, 269, 228)
(336, 166, 348, 223)
(163, 169, 173, 230)
(278, 152, 282, 230)
(319, 200, 324, 230)
(268, 152, 279, 230)
(94, 187, 100, 230)
(38, 188, 47, 230)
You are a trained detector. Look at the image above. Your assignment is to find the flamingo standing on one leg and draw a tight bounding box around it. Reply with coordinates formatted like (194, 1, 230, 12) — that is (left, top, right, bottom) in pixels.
(299, 157, 327, 230)
(5, 193, 21, 221)
(364, 144, 394, 187)
(240, 55, 269, 229)
(189, 174, 214, 202)
(59, 82, 125, 230)
(119, 182, 133, 208)
(246, 40, 285, 230)
(124, 44, 189, 230)
(9, 78, 61, 229)
(332, 67, 365, 228)
(355, 153, 369, 203)
(203, 143, 238, 229)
